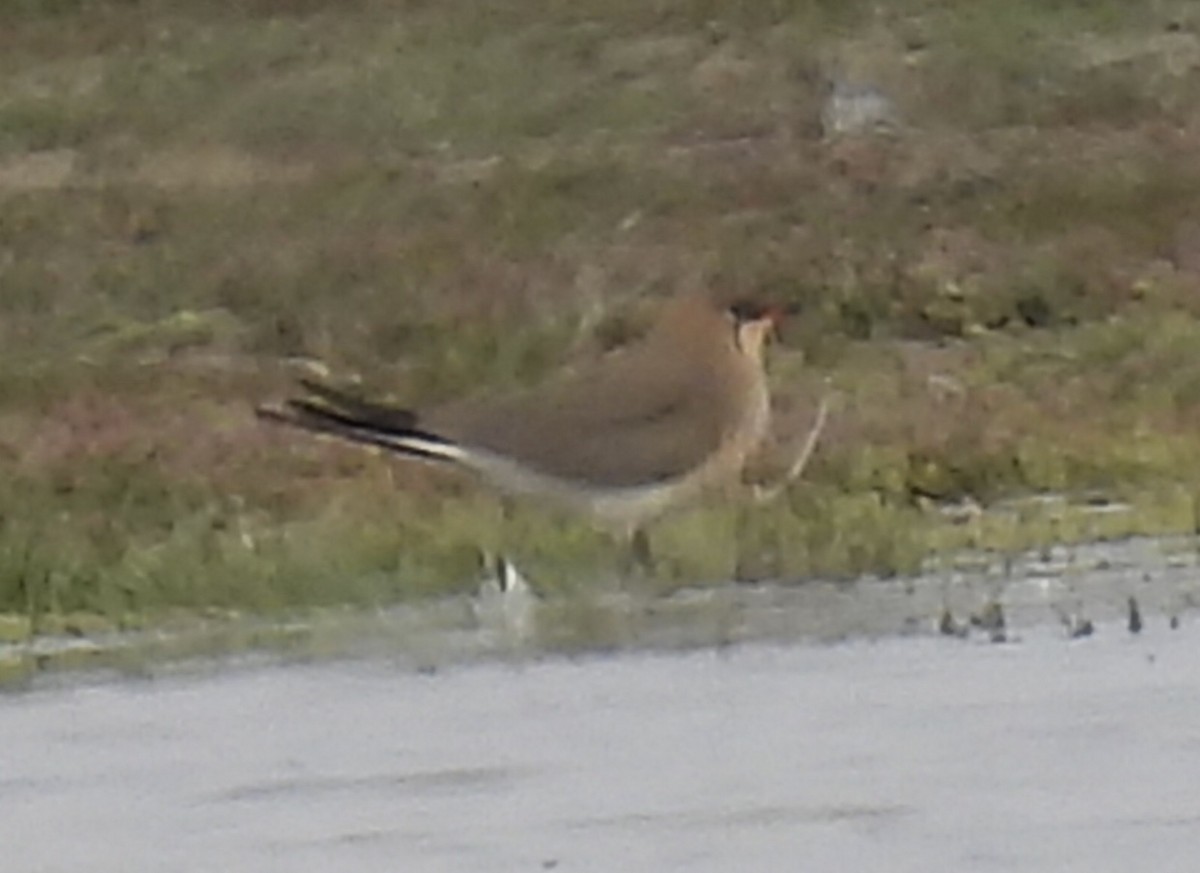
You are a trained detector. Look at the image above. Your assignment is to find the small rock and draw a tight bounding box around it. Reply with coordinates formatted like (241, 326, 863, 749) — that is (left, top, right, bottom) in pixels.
(970, 601, 1005, 632)
(970, 601, 1007, 643)
(1127, 596, 1143, 635)
(821, 79, 899, 138)
(1055, 605, 1094, 640)
(938, 608, 968, 638)
(1068, 617, 1095, 639)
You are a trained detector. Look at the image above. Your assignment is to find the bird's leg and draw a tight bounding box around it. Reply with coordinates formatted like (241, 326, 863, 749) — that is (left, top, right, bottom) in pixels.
(476, 495, 533, 591)
(631, 528, 653, 571)
(616, 526, 655, 581)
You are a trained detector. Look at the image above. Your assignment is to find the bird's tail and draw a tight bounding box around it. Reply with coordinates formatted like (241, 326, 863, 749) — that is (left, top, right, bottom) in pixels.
(256, 378, 464, 463)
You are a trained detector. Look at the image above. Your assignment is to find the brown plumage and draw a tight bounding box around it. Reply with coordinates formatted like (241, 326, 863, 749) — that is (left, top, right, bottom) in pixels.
(258, 295, 776, 534)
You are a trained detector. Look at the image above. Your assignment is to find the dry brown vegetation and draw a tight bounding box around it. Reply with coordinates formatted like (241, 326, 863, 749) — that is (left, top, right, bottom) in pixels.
(4, 0, 1200, 627)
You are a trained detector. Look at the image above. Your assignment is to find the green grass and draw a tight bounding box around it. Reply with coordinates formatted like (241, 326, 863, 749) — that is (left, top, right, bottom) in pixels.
(3, 0, 1200, 634)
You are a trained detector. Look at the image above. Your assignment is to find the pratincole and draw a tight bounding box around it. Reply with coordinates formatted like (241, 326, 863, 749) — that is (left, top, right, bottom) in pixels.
(258, 295, 779, 567)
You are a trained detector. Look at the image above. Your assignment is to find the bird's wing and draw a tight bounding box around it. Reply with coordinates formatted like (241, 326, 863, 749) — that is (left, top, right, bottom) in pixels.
(429, 354, 726, 487)
(290, 379, 419, 431)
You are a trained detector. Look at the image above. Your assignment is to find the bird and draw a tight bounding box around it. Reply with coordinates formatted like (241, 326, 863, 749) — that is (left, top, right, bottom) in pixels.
(257, 294, 779, 567)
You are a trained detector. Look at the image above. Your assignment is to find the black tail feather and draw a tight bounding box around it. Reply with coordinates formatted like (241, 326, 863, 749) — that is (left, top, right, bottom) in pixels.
(256, 379, 454, 462)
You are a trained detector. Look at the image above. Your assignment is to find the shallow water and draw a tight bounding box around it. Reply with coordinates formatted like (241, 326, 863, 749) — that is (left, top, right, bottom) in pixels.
(7, 533, 1200, 680)
(4, 625, 1200, 870)
(4, 536, 1200, 871)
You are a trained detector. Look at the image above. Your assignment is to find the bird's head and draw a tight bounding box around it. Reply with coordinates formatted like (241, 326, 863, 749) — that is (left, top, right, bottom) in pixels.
(726, 299, 784, 358)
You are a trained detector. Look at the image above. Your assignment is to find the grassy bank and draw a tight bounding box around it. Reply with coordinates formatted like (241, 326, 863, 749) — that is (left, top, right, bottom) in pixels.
(3, 0, 1200, 635)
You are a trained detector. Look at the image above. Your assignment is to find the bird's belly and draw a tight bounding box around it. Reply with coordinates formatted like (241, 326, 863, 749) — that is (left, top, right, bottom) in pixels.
(461, 379, 771, 530)
(460, 448, 690, 528)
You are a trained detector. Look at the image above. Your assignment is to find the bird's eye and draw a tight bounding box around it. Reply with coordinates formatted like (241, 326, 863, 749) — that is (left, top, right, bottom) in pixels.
(727, 300, 772, 323)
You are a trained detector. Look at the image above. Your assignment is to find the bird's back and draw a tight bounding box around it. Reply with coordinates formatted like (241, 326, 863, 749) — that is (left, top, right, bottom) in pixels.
(426, 339, 725, 487)
(426, 295, 766, 489)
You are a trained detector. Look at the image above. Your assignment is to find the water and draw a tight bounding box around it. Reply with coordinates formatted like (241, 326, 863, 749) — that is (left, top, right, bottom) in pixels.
(4, 536, 1200, 871)
(4, 626, 1200, 871)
